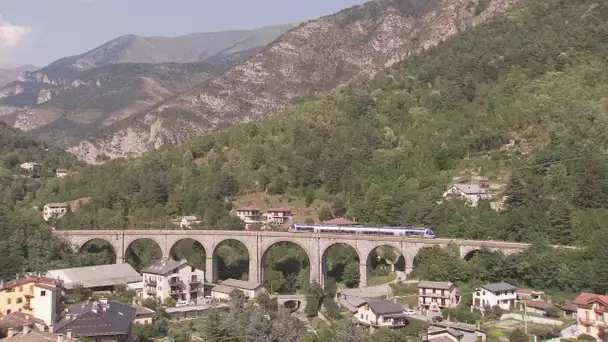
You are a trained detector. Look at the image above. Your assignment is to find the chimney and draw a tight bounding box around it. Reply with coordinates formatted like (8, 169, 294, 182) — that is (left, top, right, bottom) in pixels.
(0, 279, 4, 288)
(66, 330, 72, 339)
(181, 259, 187, 264)
(8, 328, 16, 338)
(23, 324, 31, 334)
(57, 334, 64, 342)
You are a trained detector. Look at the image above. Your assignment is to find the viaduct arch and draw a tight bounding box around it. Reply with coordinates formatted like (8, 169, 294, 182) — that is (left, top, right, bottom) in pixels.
(60, 230, 532, 287)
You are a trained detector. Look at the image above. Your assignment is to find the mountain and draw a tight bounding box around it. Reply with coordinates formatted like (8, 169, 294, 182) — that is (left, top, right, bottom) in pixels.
(68, 0, 520, 163)
(0, 65, 37, 87)
(3, 61, 230, 147)
(34, 0, 608, 246)
(0, 24, 294, 143)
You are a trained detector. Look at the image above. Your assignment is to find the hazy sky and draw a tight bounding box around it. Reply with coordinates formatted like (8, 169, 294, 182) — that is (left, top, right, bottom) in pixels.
(0, 0, 366, 68)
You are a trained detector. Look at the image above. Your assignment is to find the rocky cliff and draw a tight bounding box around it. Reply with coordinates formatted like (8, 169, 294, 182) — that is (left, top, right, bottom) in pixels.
(0, 24, 294, 124)
(69, 0, 519, 163)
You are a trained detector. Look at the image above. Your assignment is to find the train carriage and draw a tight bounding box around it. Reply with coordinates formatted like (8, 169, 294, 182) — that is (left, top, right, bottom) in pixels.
(288, 224, 435, 238)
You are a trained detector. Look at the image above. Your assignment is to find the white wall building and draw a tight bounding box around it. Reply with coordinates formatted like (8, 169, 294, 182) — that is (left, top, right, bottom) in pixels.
(210, 279, 265, 301)
(42, 203, 68, 221)
(443, 184, 492, 207)
(355, 299, 406, 330)
(141, 258, 204, 304)
(266, 208, 292, 225)
(55, 169, 69, 178)
(178, 216, 201, 228)
(20, 162, 41, 174)
(235, 206, 263, 224)
(473, 282, 517, 311)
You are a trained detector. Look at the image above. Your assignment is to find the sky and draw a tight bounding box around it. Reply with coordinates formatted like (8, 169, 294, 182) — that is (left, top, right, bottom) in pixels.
(0, 0, 366, 68)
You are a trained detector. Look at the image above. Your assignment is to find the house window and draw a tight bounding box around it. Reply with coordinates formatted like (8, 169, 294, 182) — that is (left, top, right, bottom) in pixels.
(7, 298, 11, 304)
(6, 309, 11, 314)
(16, 297, 22, 304)
(482, 291, 486, 295)
(19, 286, 23, 292)
(40, 291, 46, 296)
(191, 267, 195, 272)
(360, 314, 363, 319)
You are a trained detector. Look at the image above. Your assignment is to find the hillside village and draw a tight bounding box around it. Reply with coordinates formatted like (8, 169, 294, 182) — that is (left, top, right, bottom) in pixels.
(0, 260, 605, 342)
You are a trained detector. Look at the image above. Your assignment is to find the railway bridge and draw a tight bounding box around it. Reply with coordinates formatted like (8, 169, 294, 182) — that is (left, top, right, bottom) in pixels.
(55, 229, 532, 287)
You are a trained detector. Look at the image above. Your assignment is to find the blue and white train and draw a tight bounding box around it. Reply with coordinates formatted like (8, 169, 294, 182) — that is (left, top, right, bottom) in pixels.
(288, 224, 435, 238)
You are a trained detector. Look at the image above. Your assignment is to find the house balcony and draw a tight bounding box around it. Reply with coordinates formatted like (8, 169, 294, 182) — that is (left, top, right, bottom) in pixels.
(24, 293, 34, 298)
(579, 317, 595, 326)
(170, 289, 185, 294)
(22, 303, 31, 310)
(420, 292, 449, 299)
(189, 277, 201, 284)
(145, 278, 157, 284)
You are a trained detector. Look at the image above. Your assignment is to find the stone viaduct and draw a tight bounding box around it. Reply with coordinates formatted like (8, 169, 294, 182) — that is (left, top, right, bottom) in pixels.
(56, 230, 531, 287)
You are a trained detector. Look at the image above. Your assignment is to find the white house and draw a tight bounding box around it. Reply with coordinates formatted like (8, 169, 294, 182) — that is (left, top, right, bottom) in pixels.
(210, 278, 265, 300)
(55, 169, 69, 178)
(266, 208, 292, 225)
(443, 184, 492, 207)
(42, 203, 68, 221)
(20, 162, 41, 174)
(141, 258, 204, 304)
(178, 216, 201, 228)
(235, 206, 263, 224)
(473, 282, 517, 311)
(355, 299, 406, 330)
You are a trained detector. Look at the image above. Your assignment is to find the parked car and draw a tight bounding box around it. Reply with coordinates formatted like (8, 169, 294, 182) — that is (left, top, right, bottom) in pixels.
(176, 300, 188, 307)
(403, 309, 418, 315)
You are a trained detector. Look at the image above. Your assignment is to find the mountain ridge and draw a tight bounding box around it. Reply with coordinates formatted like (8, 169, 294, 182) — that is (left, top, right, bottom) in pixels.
(69, 0, 520, 163)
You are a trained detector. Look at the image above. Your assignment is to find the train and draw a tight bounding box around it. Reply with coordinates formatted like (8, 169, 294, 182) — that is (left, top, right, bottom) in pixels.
(288, 224, 436, 238)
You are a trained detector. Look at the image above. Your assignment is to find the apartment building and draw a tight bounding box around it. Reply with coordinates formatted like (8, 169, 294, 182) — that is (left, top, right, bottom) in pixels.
(141, 258, 204, 304)
(573, 292, 608, 338)
(418, 281, 461, 310)
(0, 275, 62, 327)
(42, 203, 68, 221)
(356, 299, 406, 330)
(473, 282, 517, 311)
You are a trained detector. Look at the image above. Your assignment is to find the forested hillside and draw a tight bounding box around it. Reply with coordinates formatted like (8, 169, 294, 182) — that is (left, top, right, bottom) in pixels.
(0, 123, 88, 280)
(36, 0, 608, 243)
(2, 0, 608, 295)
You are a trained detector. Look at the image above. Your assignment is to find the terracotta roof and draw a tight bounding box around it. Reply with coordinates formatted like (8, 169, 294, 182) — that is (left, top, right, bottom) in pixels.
(1, 275, 62, 291)
(266, 207, 291, 212)
(560, 300, 578, 312)
(322, 218, 358, 225)
(236, 206, 260, 211)
(573, 292, 608, 310)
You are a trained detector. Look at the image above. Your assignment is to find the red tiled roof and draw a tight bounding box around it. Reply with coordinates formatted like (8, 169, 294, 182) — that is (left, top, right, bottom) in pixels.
(267, 207, 291, 212)
(236, 206, 260, 211)
(323, 218, 358, 225)
(573, 292, 608, 310)
(1, 275, 62, 290)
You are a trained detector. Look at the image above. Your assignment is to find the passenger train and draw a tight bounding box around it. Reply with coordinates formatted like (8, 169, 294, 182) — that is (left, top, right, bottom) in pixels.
(288, 224, 435, 238)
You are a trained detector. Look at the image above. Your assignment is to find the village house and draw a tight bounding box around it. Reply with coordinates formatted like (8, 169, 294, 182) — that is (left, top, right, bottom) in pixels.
(337, 294, 366, 314)
(516, 288, 544, 301)
(418, 281, 461, 310)
(46, 264, 142, 294)
(0, 312, 49, 332)
(0, 321, 77, 342)
(0, 274, 62, 327)
(442, 184, 492, 207)
(425, 323, 487, 342)
(559, 301, 578, 318)
(210, 279, 265, 300)
(141, 258, 204, 304)
(177, 216, 201, 229)
(55, 169, 68, 178)
(573, 292, 608, 338)
(266, 208, 292, 225)
(472, 283, 517, 311)
(235, 206, 263, 224)
(521, 300, 559, 316)
(19, 163, 41, 176)
(42, 203, 68, 222)
(355, 299, 406, 330)
(54, 299, 135, 342)
(132, 305, 155, 325)
(322, 218, 358, 225)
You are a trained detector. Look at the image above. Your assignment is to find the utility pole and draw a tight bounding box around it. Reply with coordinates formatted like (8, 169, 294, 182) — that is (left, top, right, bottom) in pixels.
(524, 301, 528, 335)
